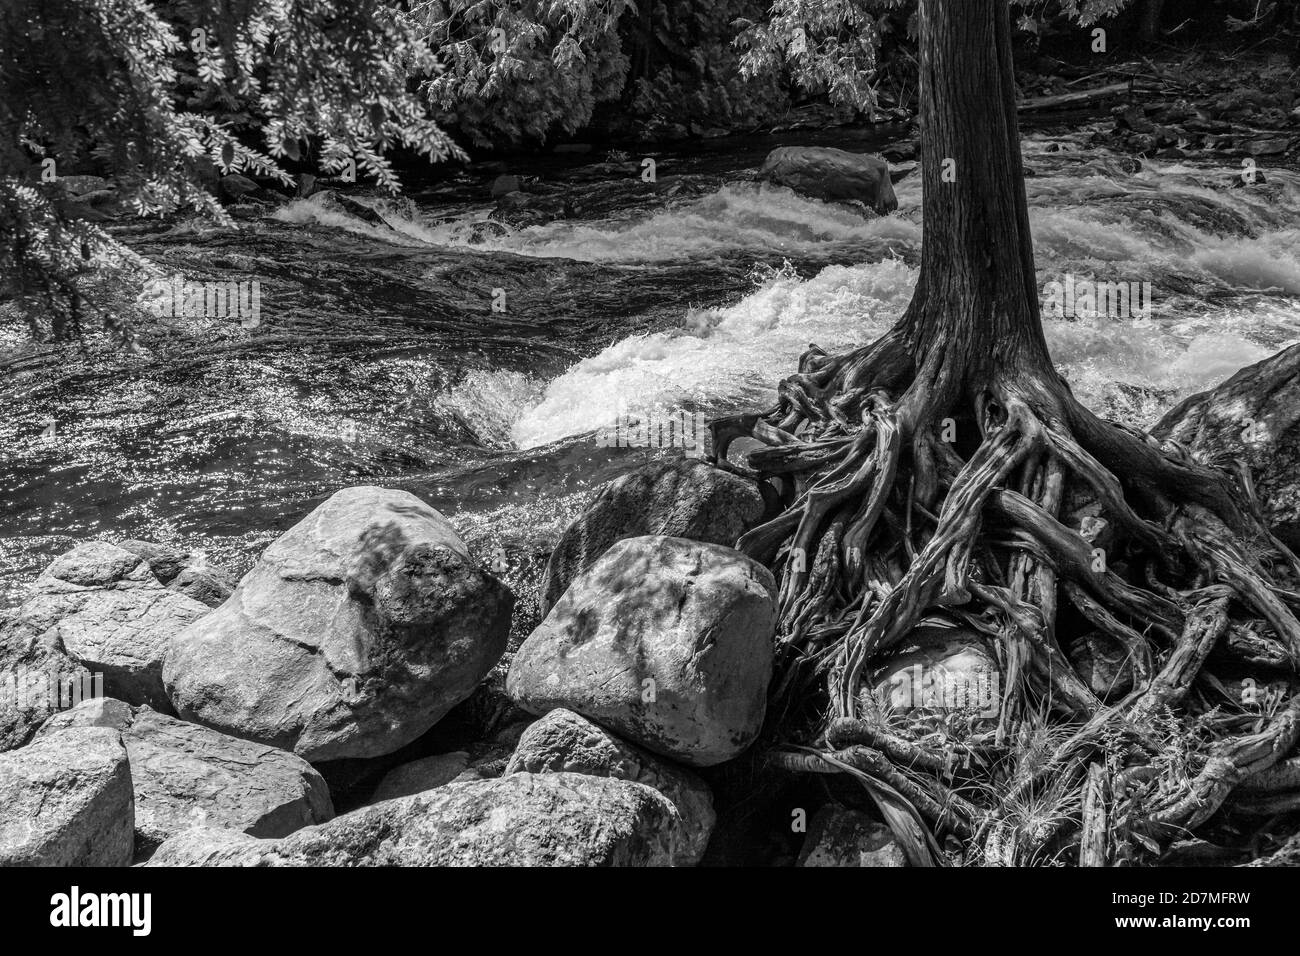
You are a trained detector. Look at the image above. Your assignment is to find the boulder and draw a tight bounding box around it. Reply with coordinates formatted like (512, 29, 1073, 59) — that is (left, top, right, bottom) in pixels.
(758, 146, 898, 215)
(489, 190, 570, 228)
(0, 607, 94, 753)
(508, 535, 776, 767)
(1152, 344, 1300, 550)
(219, 173, 259, 200)
(37, 699, 332, 858)
(370, 752, 471, 802)
(1247, 137, 1291, 156)
(797, 806, 907, 867)
(308, 190, 386, 225)
(540, 459, 766, 614)
(115, 539, 236, 608)
(490, 174, 521, 198)
(164, 486, 514, 762)
(147, 772, 692, 866)
(506, 708, 714, 863)
(869, 625, 1001, 736)
(0, 541, 209, 718)
(1067, 631, 1137, 700)
(0, 726, 133, 866)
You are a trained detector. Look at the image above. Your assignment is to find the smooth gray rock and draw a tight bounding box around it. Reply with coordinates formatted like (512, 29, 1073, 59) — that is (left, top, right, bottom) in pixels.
(37, 699, 332, 857)
(758, 146, 899, 214)
(1152, 343, 1300, 550)
(116, 539, 236, 608)
(0, 726, 133, 866)
(0, 608, 94, 753)
(370, 752, 471, 802)
(508, 535, 776, 767)
(0, 542, 208, 722)
(490, 174, 521, 197)
(540, 459, 766, 615)
(147, 772, 692, 866)
(506, 708, 714, 864)
(163, 486, 514, 762)
(869, 625, 1002, 736)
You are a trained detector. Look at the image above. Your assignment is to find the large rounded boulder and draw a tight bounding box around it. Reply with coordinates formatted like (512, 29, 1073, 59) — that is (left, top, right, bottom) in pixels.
(758, 146, 899, 214)
(540, 459, 766, 615)
(508, 535, 776, 767)
(163, 486, 514, 762)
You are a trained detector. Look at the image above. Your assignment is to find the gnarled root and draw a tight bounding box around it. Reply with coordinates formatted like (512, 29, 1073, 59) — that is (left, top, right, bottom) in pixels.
(719, 342, 1300, 866)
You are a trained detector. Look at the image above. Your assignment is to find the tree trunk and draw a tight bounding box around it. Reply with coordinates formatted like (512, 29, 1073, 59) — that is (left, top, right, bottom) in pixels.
(738, 0, 1300, 871)
(899, 0, 1053, 406)
(1138, 0, 1165, 43)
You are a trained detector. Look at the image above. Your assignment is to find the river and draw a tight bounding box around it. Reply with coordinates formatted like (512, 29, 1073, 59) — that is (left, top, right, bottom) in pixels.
(2, 119, 1298, 618)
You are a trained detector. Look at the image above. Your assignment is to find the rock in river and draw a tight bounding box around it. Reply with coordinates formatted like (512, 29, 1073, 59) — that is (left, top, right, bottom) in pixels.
(539, 459, 766, 614)
(508, 535, 776, 767)
(758, 146, 899, 214)
(164, 486, 514, 762)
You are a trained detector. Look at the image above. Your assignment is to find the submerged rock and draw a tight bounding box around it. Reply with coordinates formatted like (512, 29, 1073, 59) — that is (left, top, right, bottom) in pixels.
(506, 708, 714, 863)
(1152, 343, 1300, 551)
(509, 535, 776, 767)
(490, 189, 572, 227)
(147, 772, 692, 866)
(37, 698, 332, 858)
(164, 486, 514, 762)
(797, 806, 907, 867)
(540, 459, 766, 614)
(758, 146, 898, 214)
(0, 726, 134, 866)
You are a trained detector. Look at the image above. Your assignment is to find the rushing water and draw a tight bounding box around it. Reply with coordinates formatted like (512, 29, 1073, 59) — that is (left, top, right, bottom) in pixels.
(2, 121, 1299, 610)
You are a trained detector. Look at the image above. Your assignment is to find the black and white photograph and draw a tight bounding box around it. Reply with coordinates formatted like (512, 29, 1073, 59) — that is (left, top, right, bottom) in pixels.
(1, 0, 1299, 928)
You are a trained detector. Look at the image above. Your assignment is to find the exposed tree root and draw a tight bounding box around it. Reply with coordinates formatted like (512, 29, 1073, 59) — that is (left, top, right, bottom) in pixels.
(715, 342, 1300, 867)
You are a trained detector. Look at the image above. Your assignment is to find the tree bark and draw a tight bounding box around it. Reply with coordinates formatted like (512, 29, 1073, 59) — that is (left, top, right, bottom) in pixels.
(747, 0, 1300, 870)
(1138, 0, 1165, 43)
(899, 0, 1054, 405)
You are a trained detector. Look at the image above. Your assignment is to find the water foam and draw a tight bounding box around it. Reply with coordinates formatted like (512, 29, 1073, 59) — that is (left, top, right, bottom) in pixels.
(278, 142, 1300, 450)
(508, 256, 1291, 448)
(511, 260, 914, 447)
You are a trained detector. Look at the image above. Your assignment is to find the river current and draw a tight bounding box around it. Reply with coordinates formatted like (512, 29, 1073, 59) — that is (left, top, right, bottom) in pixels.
(2, 121, 1298, 610)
